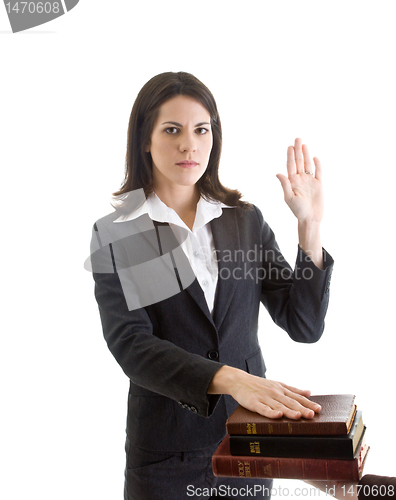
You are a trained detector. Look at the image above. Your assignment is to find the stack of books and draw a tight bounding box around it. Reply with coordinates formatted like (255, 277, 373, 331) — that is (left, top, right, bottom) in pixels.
(212, 394, 369, 480)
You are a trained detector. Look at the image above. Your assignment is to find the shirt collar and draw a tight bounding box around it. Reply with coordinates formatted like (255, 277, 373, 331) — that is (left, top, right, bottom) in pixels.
(113, 191, 233, 232)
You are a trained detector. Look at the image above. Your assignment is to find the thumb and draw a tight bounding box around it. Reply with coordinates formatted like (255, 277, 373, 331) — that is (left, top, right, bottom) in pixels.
(276, 174, 293, 200)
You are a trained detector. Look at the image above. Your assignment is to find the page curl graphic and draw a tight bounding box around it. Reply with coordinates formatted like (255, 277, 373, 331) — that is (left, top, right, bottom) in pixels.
(3, 0, 79, 33)
(85, 189, 196, 311)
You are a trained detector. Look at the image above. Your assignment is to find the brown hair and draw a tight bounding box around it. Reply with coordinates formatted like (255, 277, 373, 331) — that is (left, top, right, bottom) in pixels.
(112, 71, 251, 210)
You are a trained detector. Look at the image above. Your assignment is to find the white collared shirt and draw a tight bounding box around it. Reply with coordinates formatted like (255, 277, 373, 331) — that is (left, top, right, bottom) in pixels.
(114, 192, 233, 315)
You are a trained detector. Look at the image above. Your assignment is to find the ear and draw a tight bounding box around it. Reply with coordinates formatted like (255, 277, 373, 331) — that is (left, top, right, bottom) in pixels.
(144, 143, 150, 153)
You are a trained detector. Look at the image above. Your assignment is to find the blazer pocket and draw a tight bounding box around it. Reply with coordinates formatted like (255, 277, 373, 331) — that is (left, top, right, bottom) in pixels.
(245, 348, 266, 377)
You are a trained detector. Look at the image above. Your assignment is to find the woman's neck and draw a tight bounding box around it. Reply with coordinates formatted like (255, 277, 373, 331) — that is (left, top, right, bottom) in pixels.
(154, 185, 200, 231)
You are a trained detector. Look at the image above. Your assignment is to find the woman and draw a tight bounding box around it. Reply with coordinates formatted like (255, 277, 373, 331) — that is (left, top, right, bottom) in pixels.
(90, 72, 334, 499)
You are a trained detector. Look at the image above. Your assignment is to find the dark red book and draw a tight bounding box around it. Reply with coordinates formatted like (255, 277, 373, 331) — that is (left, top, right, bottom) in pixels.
(212, 434, 369, 480)
(229, 411, 364, 460)
(226, 395, 356, 436)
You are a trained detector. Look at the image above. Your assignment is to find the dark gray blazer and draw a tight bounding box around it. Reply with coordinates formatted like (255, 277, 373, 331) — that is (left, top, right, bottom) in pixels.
(90, 204, 333, 453)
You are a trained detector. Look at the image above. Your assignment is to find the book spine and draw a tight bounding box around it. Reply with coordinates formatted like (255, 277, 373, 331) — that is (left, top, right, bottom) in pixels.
(229, 435, 354, 459)
(212, 455, 362, 481)
(226, 421, 347, 436)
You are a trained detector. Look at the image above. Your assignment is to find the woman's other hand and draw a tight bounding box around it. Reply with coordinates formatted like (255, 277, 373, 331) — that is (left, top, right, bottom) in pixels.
(208, 365, 321, 419)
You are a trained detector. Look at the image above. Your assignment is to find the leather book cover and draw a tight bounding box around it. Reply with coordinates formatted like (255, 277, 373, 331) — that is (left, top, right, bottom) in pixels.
(229, 412, 364, 459)
(226, 395, 356, 436)
(212, 433, 369, 480)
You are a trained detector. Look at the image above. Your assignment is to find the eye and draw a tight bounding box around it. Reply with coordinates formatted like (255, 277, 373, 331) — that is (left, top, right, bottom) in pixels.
(164, 127, 179, 134)
(195, 127, 209, 135)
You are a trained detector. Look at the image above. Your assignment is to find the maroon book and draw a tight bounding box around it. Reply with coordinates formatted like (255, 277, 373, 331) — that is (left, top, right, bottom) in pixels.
(212, 434, 369, 481)
(226, 395, 356, 436)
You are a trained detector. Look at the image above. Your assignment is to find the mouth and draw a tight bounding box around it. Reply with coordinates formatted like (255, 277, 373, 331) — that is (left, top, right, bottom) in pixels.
(176, 161, 198, 168)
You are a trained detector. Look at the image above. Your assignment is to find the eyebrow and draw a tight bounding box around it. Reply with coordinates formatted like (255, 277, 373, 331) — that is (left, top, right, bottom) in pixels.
(161, 121, 211, 127)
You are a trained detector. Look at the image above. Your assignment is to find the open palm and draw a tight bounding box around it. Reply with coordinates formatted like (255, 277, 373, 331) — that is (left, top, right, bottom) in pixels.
(277, 138, 324, 223)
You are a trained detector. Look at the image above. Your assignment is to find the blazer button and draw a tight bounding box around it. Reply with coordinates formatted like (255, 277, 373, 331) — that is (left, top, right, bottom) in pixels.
(190, 406, 198, 413)
(207, 349, 219, 360)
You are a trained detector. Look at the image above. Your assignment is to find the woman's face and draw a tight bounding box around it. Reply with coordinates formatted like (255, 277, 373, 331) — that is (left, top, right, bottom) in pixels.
(146, 95, 213, 192)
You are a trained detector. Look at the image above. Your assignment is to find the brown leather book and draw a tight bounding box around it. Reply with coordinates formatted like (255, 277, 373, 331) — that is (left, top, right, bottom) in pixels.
(226, 395, 356, 436)
(212, 434, 369, 480)
(229, 411, 365, 459)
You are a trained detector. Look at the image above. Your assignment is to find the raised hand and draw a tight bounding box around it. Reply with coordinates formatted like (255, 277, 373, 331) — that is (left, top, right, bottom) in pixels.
(276, 138, 324, 269)
(276, 138, 324, 224)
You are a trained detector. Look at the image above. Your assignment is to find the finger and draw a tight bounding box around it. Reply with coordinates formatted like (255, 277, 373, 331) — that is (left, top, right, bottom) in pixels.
(257, 399, 302, 420)
(286, 145, 296, 177)
(279, 394, 317, 419)
(278, 383, 321, 413)
(265, 398, 303, 420)
(278, 382, 311, 397)
(282, 391, 322, 416)
(270, 392, 314, 419)
(294, 138, 305, 174)
(254, 403, 283, 419)
(313, 157, 323, 181)
(302, 144, 314, 174)
(279, 407, 304, 420)
(255, 390, 307, 420)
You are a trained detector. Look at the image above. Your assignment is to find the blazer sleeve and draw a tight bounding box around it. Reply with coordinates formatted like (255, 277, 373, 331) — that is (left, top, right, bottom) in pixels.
(254, 206, 334, 343)
(90, 223, 224, 418)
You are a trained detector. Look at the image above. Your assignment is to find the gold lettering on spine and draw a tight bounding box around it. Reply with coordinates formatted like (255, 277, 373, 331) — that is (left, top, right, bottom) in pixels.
(249, 441, 260, 454)
(244, 461, 252, 477)
(263, 464, 272, 476)
(246, 423, 257, 434)
(288, 423, 293, 434)
(237, 460, 253, 477)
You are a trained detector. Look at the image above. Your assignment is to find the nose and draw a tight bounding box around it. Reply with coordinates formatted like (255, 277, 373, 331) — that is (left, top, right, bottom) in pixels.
(179, 131, 197, 153)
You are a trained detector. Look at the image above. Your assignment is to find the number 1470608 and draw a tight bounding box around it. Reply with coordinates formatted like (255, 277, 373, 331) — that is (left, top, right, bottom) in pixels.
(341, 484, 395, 497)
(4, 2, 61, 14)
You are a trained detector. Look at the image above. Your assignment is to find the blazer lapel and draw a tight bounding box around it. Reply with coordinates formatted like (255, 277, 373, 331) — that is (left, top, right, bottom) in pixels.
(185, 278, 215, 325)
(210, 209, 241, 330)
(183, 208, 242, 330)
(107, 210, 239, 329)
(134, 216, 215, 326)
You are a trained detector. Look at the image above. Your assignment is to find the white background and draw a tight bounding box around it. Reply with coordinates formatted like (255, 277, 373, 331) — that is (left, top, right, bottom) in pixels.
(1, 1, 395, 498)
